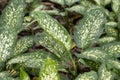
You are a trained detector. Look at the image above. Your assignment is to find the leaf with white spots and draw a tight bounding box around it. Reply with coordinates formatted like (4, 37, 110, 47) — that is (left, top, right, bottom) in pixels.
(94, 0, 111, 6)
(105, 27, 118, 37)
(35, 32, 66, 58)
(101, 42, 120, 58)
(50, 0, 65, 5)
(74, 8, 106, 49)
(98, 64, 113, 80)
(7, 51, 49, 69)
(39, 57, 60, 80)
(112, 0, 120, 13)
(31, 11, 72, 51)
(74, 71, 98, 80)
(0, 0, 26, 31)
(107, 60, 120, 70)
(76, 48, 108, 63)
(13, 36, 34, 56)
(65, 0, 79, 6)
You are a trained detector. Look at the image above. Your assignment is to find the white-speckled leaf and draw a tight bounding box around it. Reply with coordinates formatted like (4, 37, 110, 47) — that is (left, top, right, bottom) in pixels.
(65, 0, 79, 6)
(101, 42, 120, 58)
(94, 0, 111, 6)
(35, 32, 66, 58)
(39, 57, 60, 80)
(105, 27, 118, 37)
(98, 64, 113, 80)
(75, 71, 98, 80)
(76, 48, 108, 62)
(0, 0, 26, 31)
(50, 0, 65, 5)
(112, 0, 120, 13)
(74, 8, 106, 49)
(107, 60, 120, 69)
(7, 51, 49, 68)
(105, 21, 118, 28)
(13, 36, 34, 56)
(98, 37, 116, 45)
(31, 11, 72, 51)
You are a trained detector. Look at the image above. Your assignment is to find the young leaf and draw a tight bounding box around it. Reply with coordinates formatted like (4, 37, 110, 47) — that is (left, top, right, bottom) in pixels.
(101, 42, 120, 58)
(31, 11, 72, 51)
(75, 71, 98, 80)
(20, 68, 30, 80)
(76, 48, 108, 62)
(13, 36, 34, 56)
(39, 57, 60, 80)
(0, 0, 26, 31)
(98, 64, 113, 80)
(74, 8, 106, 49)
(7, 51, 49, 68)
(35, 32, 66, 58)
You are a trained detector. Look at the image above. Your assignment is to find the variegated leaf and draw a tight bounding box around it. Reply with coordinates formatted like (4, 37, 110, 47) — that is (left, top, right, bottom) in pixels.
(76, 48, 108, 62)
(39, 57, 60, 80)
(65, 0, 79, 6)
(7, 51, 49, 68)
(35, 32, 66, 58)
(74, 8, 106, 49)
(107, 60, 120, 69)
(50, 0, 65, 5)
(13, 36, 34, 56)
(105, 27, 118, 37)
(101, 42, 120, 58)
(111, 0, 120, 13)
(0, 0, 26, 31)
(75, 71, 98, 80)
(98, 37, 116, 45)
(105, 21, 118, 28)
(94, 0, 111, 6)
(31, 11, 72, 51)
(98, 64, 113, 80)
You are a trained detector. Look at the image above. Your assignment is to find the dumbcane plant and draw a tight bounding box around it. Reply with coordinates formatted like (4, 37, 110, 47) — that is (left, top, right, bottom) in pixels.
(0, 0, 120, 80)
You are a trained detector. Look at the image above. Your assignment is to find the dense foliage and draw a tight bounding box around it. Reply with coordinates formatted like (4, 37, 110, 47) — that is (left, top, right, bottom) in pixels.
(0, 0, 120, 80)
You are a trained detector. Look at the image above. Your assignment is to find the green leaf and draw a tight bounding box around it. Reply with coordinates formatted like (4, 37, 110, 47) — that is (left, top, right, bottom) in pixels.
(105, 21, 118, 28)
(76, 48, 108, 62)
(98, 64, 113, 80)
(94, 0, 111, 6)
(39, 57, 60, 80)
(13, 36, 34, 56)
(31, 11, 72, 51)
(105, 27, 118, 37)
(0, 0, 26, 31)
(98, 37, 116, 45)
(65, 0, 79, 6)
(74, 71, 98, 80)
(35, 32, 66, 58)
(112, 0, 120, 13)
(74, 8, 106, 49)
(101, 42, 120, 58)
(20, 68, 30, 80)
(7, 50, 49, 68)
(107, 60, 120, 70)
(50, 0, 65, 5)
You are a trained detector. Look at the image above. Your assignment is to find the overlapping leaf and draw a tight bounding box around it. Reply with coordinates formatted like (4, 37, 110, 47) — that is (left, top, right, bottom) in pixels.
(7, 51, 49, 68)
(20, 68, 30, 80)
(107, 60, 120, 70)
(31, 11, 72, 51)
(111, 0, 120, 13)
(39, 57, 60, 80)
(74, 8, 106, 49)
(74, 71, 98, 80)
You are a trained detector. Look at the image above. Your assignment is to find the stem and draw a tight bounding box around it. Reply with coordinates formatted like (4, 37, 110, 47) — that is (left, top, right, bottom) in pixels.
(25, 20, 36, 28)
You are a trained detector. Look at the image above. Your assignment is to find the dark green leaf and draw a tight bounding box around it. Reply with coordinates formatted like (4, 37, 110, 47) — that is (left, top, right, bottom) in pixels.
(31, 11, 72, 51)
(39, 57, 60, 80)
(74, 8, 106, 49)
(75, 71, 98, 80)
(20, 68, 30, 80)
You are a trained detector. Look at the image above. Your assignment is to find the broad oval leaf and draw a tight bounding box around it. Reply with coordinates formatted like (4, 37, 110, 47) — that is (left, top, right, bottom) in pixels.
(7, 50, 49, 68)
(101, 42, 120, 58)
(98, 64, 113, 80)
(20, 68, 30, 80)
(76, 48, 108, 62)
(75, 71, 98, 80)
(74, 8, 106, 49)
(35, 32, 66, 58)
(39, 57, 60, 80)
(13, 36, 34, 56)
(31, 11, 72, 51)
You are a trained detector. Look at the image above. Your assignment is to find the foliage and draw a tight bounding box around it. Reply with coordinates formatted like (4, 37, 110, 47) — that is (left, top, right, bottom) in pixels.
(0, 0, 120, 80)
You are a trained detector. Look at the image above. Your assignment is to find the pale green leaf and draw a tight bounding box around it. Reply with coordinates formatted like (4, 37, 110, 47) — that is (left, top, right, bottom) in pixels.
(31, 11, 72, 51)
(105, 27, 118, 37)
(112, 0, 120, 13)
(13, 36, 34, 56)
(101, 42, 120, 58)
(107, 60, 120, 69)
(65, 0, 79, 6)
(98, 64, 113, 80)
(50, 0, 65, 5)
(94, 0, 111, 6)
(20, 68, 30, 80)
(7, 51, 49, 68)
(39, 57, 60, 80)
(75, 71, 98, 80)
(98, 37, 116, 45)
(76, 48, 108, 62)
(35, 32, 66, 58)
(105, 21, 118, 28)
(74, 8, 106, 49)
